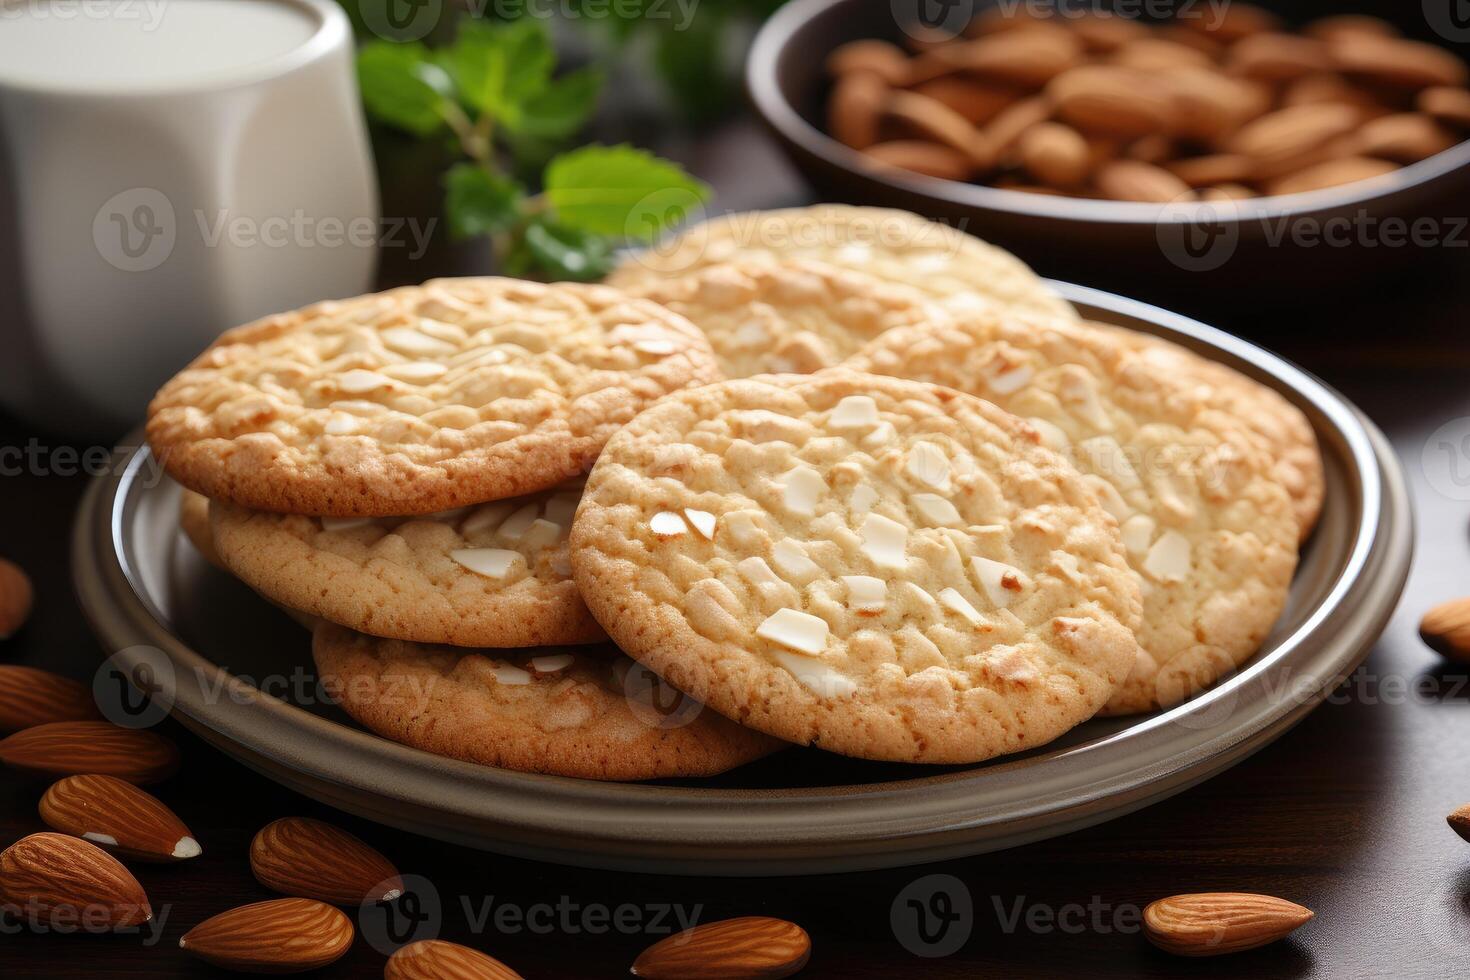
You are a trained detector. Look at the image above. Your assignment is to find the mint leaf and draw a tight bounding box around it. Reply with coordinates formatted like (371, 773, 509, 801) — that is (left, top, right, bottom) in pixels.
(438, 18, 553, 125)
(357, 41, 455, 137)
(510, 68, 602, 140)
(523, 218, 614, 281)
(543, 145, 709, 241)
(443, 163, 523, 240)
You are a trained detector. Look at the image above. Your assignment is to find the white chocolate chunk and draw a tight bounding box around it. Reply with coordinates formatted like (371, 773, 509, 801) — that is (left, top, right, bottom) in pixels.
(521, 518, 561, 552)
(384, 361, 449, 383)
(321, 516, 376, 532)
(863, 421, 896, 448)
(772, 538, 822, 582)
(649, 511, 688, 537)
(488, 661, 532, 685)
(849, 483, 879, 516)
(972, 555, 1028, 608)
(530, 653, 574, 673)
(1077, 436, 1141, 490)
(859, 513, 908, 569)
(985, 361, 1034, 395)
(1143, 529, 1191, 582)
(1121, 514, 1156, 556)
(774, 650, 857, 698)
(461, 500, 516, 536)
(756, 608, 830, 655)
(841, 575, 887, 612)
(906, 442, 951, 491)
(738, 556, 781, 586)
(381, 326, 457, 357)
(938, 587, 984, 625)
(912, 493, 961, 527)
(451, 548, 522, 579)
(335, 369, 394, 394)
(633, 338, 677, 356)
(497, 503, 541, 540)
(828, 395, 879, 430)
(323, 412, 358, 435)
(685, 509, 716, 539)
(1027, 417, 1070, 450)
(779, 466, 826, 516)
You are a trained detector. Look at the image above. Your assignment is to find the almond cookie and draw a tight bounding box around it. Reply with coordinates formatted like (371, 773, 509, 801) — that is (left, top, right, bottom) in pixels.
(311, 624, 782, 780)
(624, 259, 942, 378)
(608, 205, 1077, 323)
(147, 278, 721, 517)
(570, 371, 1141, 764)
(211, 483, 603, 648)
(178, 489, 225, 570)
(848, 313, 1299, 715)
(1098, 326, 1323, 540)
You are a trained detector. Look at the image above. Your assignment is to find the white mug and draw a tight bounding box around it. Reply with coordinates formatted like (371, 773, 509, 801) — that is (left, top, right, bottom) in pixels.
(0, 0, 379, 437)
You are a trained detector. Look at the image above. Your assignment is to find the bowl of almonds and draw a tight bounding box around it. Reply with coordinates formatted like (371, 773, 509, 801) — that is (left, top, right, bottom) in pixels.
(748, 0, 1470, 302)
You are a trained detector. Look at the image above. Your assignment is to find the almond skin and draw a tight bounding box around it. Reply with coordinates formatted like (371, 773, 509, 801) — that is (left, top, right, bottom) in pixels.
(1095, 160, 1193, 202)
(1329, 34, 1469, 90)
(1348, 113, 1458, 163)
(0, 557, 33, 639)
(1419, 87, 1470, 129)
(0, 720, 180, 784)
(632, 916, 811, 979)
(911, 77, 1018, 127)
(0, 665, 102, 732)
(1421, 597, 1470, 663)
(180, 898, 353, 973)
(824, 39, 909, 85)
(1265, 157, 1398, 196)
(0, 832, 151, 930)
(40, 774, 200, 862)
(884, 90, 989, 162)
(1226, 103, 1359, 174)
(250, 816, 403, 907)
(1144, 892, 1312, 956)
(1449, 803, 1470, 841)
(828, 72, 887, 150)
(1017, 122, 1091, 188)
(386, 940, 524, 980)
(1048, 66, 1177, 138)
(862, 140, 975, 181)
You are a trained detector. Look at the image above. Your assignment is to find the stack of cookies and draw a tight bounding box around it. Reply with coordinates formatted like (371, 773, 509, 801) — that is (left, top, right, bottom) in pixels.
(149, 205, 1320, 777)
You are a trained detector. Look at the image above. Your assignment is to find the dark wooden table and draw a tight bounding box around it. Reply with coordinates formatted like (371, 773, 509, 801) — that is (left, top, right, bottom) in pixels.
(3, 125, 1469, 978)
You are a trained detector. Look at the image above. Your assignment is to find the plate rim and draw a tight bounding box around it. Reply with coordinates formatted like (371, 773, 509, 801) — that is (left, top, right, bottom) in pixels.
(72, 282, 1414, 874)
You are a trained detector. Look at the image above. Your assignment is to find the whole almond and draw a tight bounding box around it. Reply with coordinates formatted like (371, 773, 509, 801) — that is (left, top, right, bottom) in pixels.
(828, 72, 887, 150)
(1125, 134, 1174, 165)
(1112, 38, 1212, 73)
(1304, 14, 1398, 44)
(862, 140, 975, 181)
(1018, 122, 1090, 187)
(1095, 160, 1193, 202)
(1048, 66, 1176, 138)
(251, 816, 403, 907)
(1226, 104, 1360, 172)
(1165, 67, 1271, 144)
(632, 916, 811, 979)
(0, 557, 33, 639)
(0, 720, 180, 784)
(885, 90, 988, 162)
(978, 95, 1052, 160)
(1449, 802, 1470, 841)
(824, 39, 909, 85)
(1068, 12, 1151, 54)
(1282, 74, 1392, 117)
(1349, 113, 1458, 163)
(911, 77, 1018, 126)
(1419, 87, 1470, 128)
(1157, 23, 1225, 58)
(1227, 34, 1330, 83)
(386, 940, 524, 980)
(180, 898, 353, 973)
(0, 665, 102, 733)
(1265, 156, 1398, 196)
(1178, 2, 1281, 43)
(0, 832, 151, 930)
(40, 774, 200, 862)
(905, 30, 1080, 89)
(1167, 154, 1256, 188)
(1144, 892, 1312, 956)
(1330, 35, 1469, 90)
(1421, 597, 1470, 662)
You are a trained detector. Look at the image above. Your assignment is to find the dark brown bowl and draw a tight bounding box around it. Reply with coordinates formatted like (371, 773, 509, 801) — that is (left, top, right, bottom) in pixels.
(747, 0, 1470, 312)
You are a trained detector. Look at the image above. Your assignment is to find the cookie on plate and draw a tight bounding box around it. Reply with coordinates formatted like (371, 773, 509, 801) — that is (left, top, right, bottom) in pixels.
(847, 313, 1299, 715)
(179, 489, 225, 570)
(570, 370, 1141, 764)
(608, 205, 1077, 323)
(211, 483, 603, 648)
(311, 624, 782, 780)
(623, 259, 941, 378)
(147, 278, 721, 517)
(1099, 326, 1324, 540)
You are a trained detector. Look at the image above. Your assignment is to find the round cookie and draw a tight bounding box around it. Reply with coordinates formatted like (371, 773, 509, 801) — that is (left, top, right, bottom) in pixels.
(212, 482, 604, 648)
(1098, 325, 1324, 540)
(179, 489, 225, 570)
(570, 371, 1142, 764)
(624, 259, 942, 378)
(311, 623, 782, 780)
(147, 278, 722, 517)
(609, 205, 1077, 323)
(847, 313, 1299, 715)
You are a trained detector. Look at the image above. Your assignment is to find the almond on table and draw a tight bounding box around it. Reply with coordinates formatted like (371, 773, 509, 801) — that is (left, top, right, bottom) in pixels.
(39, 775, 200, 862)
(0, 832, 152, 930)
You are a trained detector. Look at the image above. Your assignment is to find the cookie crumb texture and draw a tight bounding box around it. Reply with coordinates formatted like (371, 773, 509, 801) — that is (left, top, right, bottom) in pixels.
(849, 314, 1299, 715)
(571, 371, 1141, 764)
(147, 278, 721, 517)
(211, 482, 604, 648)
(311, 624, 781, 780)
